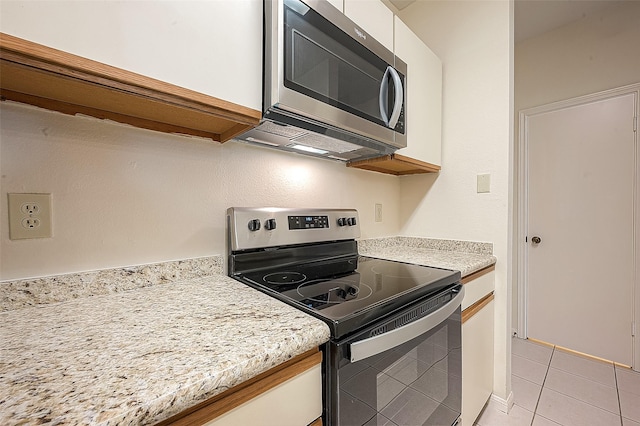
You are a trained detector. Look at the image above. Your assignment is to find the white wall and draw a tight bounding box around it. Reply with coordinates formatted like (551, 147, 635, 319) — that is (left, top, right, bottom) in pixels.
(514, 1, 640, 329)
(397, 0, 513, 406)
(0, 102, 401, 280)
(515, 2, 640, 112)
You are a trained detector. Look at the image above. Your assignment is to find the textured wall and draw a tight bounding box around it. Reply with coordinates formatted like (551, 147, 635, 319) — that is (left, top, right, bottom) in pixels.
(515, 2, 640, 112)
(397, 0, 513, 405)
(0, 102, 401, 280)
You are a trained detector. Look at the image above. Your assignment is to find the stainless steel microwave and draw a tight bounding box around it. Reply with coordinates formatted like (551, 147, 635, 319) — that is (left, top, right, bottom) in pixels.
(236, 0, 407, 162)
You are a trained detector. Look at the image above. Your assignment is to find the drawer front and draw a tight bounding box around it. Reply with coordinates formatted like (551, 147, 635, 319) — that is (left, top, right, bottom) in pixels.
(462, 269, 495, 310)
(207, 364, 322, 426)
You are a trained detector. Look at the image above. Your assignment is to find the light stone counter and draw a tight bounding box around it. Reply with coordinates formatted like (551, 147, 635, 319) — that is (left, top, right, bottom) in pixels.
(358, 237, 496, 277)
(0, 237, 492, 425)
(0, 258, 330, 425)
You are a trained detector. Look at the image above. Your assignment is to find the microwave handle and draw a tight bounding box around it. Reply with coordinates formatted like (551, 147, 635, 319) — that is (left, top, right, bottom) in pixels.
(349, 287, 464, 363)
(378, 66, 404, 129)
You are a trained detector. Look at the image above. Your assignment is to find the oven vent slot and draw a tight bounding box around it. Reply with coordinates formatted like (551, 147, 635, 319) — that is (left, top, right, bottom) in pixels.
(368, 297, 442, 337)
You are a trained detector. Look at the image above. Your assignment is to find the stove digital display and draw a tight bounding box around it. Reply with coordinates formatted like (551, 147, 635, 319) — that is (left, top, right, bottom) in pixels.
(288, 215, 329, 229)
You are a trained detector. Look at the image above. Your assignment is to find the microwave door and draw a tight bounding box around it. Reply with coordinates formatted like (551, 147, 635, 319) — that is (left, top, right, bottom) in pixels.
(284, 8, 387, 125)
(270, 0, 406, 148)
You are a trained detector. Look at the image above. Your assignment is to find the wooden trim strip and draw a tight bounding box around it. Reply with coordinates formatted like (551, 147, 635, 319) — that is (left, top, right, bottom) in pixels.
(461, 264, 496, 285)
(525, 337, 555, 349)
(0, 32, 261, 142)
(527, 337, 630, 368)
(462, 292, 494, 324)
(2, 89, 230, 141)
(346, 154, 441, 175)
(157, 348, 322, 426)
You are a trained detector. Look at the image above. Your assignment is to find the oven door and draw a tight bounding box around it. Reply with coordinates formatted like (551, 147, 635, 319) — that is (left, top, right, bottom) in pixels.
(325, 286, 463, 426)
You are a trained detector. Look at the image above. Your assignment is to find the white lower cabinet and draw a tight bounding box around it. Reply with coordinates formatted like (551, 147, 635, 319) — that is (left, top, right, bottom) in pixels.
(461, 267, 495, 426)
(160, 349, 322, 426)
(207, 364, 322, 426)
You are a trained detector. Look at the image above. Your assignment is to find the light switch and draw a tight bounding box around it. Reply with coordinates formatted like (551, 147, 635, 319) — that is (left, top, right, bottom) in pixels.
(477, 174, 491, 193)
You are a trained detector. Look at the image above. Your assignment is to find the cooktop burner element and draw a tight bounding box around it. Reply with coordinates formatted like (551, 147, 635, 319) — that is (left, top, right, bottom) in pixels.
(264, 272, 307, 285)
(296, 279, 372, 306)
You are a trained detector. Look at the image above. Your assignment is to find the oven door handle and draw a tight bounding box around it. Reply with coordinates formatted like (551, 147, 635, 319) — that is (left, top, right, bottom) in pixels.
(349, 287, 464, 363)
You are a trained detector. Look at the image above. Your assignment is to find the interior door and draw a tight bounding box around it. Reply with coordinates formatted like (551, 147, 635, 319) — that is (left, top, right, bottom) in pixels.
(526, 92, 636, 366)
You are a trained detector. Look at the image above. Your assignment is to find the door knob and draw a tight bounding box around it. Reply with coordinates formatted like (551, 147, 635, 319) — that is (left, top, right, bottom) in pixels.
(531, 236, 541, 244)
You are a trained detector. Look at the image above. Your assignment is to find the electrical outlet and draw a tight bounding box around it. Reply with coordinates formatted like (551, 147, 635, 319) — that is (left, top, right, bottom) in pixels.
(8, 193, 53, 240)
(375, 203, 383, 222)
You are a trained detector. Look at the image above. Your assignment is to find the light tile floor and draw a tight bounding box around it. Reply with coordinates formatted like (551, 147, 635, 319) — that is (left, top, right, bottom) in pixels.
(475, 337, 640, 426)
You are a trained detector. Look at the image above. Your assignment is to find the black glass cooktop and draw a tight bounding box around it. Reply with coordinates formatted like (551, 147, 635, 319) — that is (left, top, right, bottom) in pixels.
(235, 255, 460, 339)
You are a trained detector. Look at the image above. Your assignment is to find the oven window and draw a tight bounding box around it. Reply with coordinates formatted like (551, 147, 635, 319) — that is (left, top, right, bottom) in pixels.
(334, 309, 461, 425)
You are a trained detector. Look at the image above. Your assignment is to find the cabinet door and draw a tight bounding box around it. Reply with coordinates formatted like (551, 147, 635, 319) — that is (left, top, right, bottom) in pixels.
(462, 299, 495, 426)
(460, 268, 495, 426)
(343, 0, 394, 51)
(0, 0, 262, 111)
(393, 17, 443, 166)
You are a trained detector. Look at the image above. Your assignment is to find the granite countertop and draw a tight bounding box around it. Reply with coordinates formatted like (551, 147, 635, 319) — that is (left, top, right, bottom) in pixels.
(0, 237, 495, 425)
(0, 261, 330, 425)
(358, 237, 497, 277)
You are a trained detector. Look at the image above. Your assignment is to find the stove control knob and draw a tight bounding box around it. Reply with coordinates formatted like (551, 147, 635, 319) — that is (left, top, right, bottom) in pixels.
(347, 217, 357, 226)
(337, 217, 347, 227)
(265, 218, 277, 230)
(248, 219, 261, 231)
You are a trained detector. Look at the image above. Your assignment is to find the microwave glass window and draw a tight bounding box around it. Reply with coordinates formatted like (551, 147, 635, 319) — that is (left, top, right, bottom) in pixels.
(284, 0, 401, 128)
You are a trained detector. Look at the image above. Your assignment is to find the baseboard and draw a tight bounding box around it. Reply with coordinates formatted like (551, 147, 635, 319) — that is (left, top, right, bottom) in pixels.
(489, 391, 514, 413)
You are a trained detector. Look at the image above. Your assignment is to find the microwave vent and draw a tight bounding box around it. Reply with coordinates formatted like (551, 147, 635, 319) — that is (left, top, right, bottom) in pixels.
(259, 121, 307, 139)
(292, 133, 360, 153)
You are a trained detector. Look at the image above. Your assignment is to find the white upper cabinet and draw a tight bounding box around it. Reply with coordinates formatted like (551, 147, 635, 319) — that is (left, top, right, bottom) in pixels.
(0, 0, 262, 111)
(343, 0, 394, 51)
(326, 0, 344, 12)
(393, 16, 443, 166)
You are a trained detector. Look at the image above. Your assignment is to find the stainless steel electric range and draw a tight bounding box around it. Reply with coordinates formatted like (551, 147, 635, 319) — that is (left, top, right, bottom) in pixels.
(227, 207, 463, 426)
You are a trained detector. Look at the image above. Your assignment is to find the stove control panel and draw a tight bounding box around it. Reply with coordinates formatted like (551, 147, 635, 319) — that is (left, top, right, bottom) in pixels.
(228, 207, 361, 251)
(288, 215, 329, 229)
(337, 217, 357, 227)
(248, 219, 261, 231)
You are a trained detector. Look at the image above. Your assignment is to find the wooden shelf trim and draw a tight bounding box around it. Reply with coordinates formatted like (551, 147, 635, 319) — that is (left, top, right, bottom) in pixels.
(461, 264, 496, 285)
(0, 32, 261, 142)
(347, 153, 441, 175)
(157, 348, 322, 426)
(462, 292, 494, 324)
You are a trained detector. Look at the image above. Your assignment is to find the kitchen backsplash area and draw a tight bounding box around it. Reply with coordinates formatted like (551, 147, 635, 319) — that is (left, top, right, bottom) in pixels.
(0, 102, 402, 281)
(0, 256, 223, 312)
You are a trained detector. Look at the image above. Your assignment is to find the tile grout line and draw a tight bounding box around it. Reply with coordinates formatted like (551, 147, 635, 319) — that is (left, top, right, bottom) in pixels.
(614, 366, 623, 426)
(529, 344, 555, 426)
